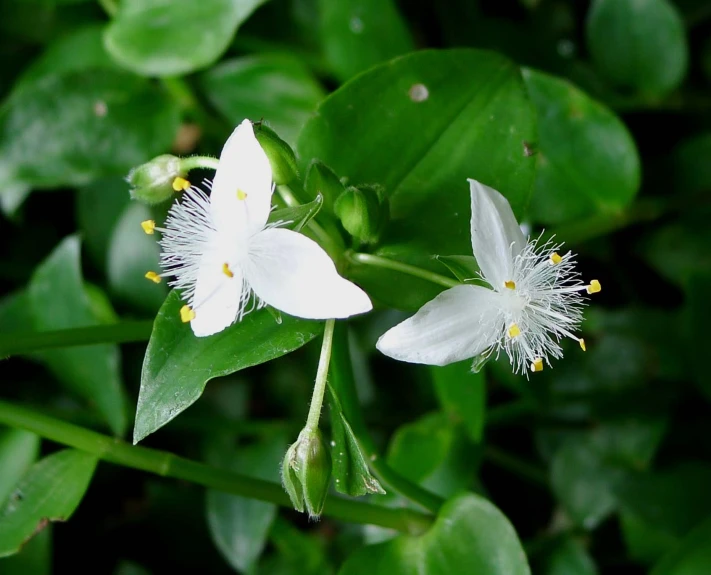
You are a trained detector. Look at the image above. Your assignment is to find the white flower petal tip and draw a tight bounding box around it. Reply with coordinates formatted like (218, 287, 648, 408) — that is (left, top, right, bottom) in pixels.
(377, 180, 601, 374)
(148, 121, 372, 337)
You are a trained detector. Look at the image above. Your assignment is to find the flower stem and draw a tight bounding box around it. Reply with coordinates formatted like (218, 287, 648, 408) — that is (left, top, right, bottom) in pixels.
(329, 323, 445, 513)
(347, 252, 459, 289)
(305, 319, 336, 432)
(180, 155, 220, 172)
(0, 399, 433, 534)
(0, 321, 153, 358)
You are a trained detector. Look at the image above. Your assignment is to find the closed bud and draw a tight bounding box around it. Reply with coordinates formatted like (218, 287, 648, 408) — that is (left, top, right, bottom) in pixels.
(127, 154, 184, 205)
(253, 123, 298, 185)
(281, 428, 332, 518)
(334, 185, 388, 244)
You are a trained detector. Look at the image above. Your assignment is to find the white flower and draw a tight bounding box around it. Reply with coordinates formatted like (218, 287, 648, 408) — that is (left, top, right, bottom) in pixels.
(143, 120, 372, 337)
(376, 179, 601, 374)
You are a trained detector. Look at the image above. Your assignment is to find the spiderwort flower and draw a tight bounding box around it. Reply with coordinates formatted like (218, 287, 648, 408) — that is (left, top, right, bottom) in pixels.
(376, 179, 601, 374)
(142, 120, 372, 337)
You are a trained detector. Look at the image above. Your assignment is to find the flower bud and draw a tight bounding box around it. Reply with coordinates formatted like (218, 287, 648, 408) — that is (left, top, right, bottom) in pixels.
(253, 124, 299, 185)
(281, 428, 332, 518)
(127, 154, 184, 205)
(334, 185, 389, 244)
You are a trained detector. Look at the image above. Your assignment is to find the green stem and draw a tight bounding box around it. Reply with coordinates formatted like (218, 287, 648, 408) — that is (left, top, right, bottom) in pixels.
(483, 445, 548, 488)
(329, 323, 445, 513)
(0, 400, 432, 534)
(161, 76, 200, 112)
(348, 252, 459, 289)
(180, 155, 221, 172)
(305, 319, 336, 432)
(0, 321, 153, 358)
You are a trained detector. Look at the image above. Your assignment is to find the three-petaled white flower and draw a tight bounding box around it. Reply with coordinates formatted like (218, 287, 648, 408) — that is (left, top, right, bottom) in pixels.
(376, 179, 601, 374)
(144, 120, 372, 337)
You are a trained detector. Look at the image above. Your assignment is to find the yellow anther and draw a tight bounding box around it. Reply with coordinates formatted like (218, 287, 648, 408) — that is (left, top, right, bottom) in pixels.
(236, 189, 248, 200)
(531, 358, 544, 372)
(550, 252, 563, 265)
(141, 219, 156, 235)
(144, 271, 161, 284)
(579, 338, 586, 351)
(586, 279, 601, 294)
(172, 177, 190, 192)
(507, 323, 521, 338)
(222, 263, 234, 278)
(504, 280, 516, 290)
(180, 305, 196, 323)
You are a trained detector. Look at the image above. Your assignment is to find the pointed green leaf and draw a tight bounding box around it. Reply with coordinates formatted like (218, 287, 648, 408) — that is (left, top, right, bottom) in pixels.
(0, 429, 40, 504)
(434, 255, 480, 284)
(268, 194, 324, 232)
(134, 291, 323, 443)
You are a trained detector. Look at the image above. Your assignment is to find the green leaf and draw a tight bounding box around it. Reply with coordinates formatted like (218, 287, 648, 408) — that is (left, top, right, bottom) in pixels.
(387, 413, 479, 498)
(0, 526, 51, 575)
(621, 510, 679, 565)
(339, 493, 530, 575)
(201, 55, 325, 146)
(0, 449, 97, 557)
(298, 49, 537, 256)
(431, 360, 486, 443)
(434, 255, 480, 284)
(107, 202, 167, 314)
(0, 429, 40, 504)
(319, 0, 414, 82)
(585, 0, 688, 97)
(268, 194, 324, 232)
(542, 538, 598, 575)
(328, 386, 385, 497)
(522, 69, 640, 225)
(206, 434, 286, 573)
(0, 69, 180, 190)
(104, 0, 269, 77)
(263, 516, 331, 575)
(671, 133, 711, 196)
(687, 274, 711, 401)
(304, 160, 345, 216)
(134, 291, 323, 443)
(651, 515, 711, 575)
(28, 236, 127, 436)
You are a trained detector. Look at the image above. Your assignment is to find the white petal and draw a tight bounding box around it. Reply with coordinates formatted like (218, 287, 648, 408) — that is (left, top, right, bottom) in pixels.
(190, 252, 245, 337)
(245, 228, 372, 319)
(210, 120, 273, 238)
(469, 179, 526, 290)
(376, 285, 503, 366)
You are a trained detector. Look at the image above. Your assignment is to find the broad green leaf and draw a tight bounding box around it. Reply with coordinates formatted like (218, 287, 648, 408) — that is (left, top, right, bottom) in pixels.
(201, 55, 325, 145)
(328, 387, 385, 497)
(134, 291, 323, 443)
(431, 360, 486, 443)
(268, 194, 324, 232)
(76, 177, 131, 269)
(339, 493, 530, 575)
(298, 49, 537, 256)
(206, 434, 286, 573)
(387, 413, 479, 498)
(522, 69, 640, 225)
(543, 538, 598, 575)
(0, 526, 51, 575)
(28, 236, 127, 436)
(434, 255, 480, 283)
(104, 0, 269, 77)
(621, 510, 679, 565)
(651, 515, 711, 575)
(585, 0, 688, 96)
(319, 0, 414, 82)
(261, 516, 331, 575)
(0, 449, 97, 557)
(0, 429, 40, 504)
(687, 274, 711, 401)
(0, 69, 180, 191)
(107, 202, 166, 314)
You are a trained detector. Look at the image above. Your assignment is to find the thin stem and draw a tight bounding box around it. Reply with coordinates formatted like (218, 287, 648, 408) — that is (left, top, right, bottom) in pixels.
(329, 323, 445, 513)
(180, 155, 221, 172)
(161, 77, 200, 112)
(0, 400, 433, 534)
(483, 445, 548, 488)
(348, 252, 459, 289)
(0, 321, 153, 358)
(305, 319, 336, 432)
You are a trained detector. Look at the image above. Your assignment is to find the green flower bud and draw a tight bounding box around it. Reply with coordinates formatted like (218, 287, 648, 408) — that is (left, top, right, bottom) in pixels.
(127, 154, 184, 205)
(281, 428, 332, 518)
(334, 185, 389, 244)
(253, 124, 298, 185)
(304, 160, 345, 214)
